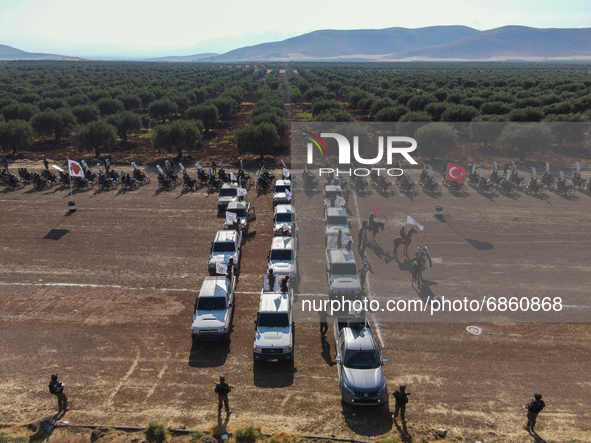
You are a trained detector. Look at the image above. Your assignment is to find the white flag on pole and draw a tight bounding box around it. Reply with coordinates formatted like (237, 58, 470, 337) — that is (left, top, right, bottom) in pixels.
(506, 170, 511, 181)
(511, 161, 516, 170)
(240, 160, 243, 170)
(283, 168, 290, 178)
(494, 161, 498, 171)
(479, 168, 484, 178)
(471, 164, 476, 173)
(424, 245, 432, 268)
(68, 160, 85, 178)
(546, 162, 550, 173)
(285, 189, 292, 201)
(52, 165, 64, 173)
(532, 167, 537, 178)
(156, 165, 164, 175)
(560, 170, 564, 181)
(196, 163, 203, 172)
(237, 187, 247, 197)
(406, 215, 424, 231)
(429, 166, 432, 178)
(131, 162, 138, 171)
(281, 159, 287, 168)
(216, 262, 228, 275)
(576, 162, 581, 173)
(179, 162, 185, 171)
(230, 172, 237, 181)
(225, 212, 237, 223)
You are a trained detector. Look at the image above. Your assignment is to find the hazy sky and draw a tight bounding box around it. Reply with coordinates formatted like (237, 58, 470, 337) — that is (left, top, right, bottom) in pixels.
(0, 0, 589, 58)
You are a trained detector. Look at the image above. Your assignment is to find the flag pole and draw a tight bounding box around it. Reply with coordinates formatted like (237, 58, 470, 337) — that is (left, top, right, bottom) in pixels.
(69, 165, 73, 202)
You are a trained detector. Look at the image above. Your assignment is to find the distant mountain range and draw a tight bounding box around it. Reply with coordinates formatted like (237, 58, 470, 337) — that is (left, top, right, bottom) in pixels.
(144, 53, 219, 62)
(2, 26, 591, 62)
(205, 25, 591, 61)
(0, 44, 83, 61)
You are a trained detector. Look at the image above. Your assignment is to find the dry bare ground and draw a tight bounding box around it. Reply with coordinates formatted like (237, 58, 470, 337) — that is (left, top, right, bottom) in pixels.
(0, 163, 590, 443)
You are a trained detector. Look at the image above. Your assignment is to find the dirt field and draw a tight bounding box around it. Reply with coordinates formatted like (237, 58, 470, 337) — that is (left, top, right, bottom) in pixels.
(0, 163, 590, 443)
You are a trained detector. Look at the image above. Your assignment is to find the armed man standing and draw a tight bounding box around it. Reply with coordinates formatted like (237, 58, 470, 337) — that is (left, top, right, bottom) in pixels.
(524, 392, 545, 433)
(215, 375, 233, 416)
(393, 384, 410, 424)
(48, 374, 68, 413)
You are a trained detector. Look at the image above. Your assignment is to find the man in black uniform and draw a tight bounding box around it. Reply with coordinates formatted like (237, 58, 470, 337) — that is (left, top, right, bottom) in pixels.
(48, 374, 68, 412)
(524, 392, 545, 433)
(43, 159, 49, 170)
(211, 161, 217, 176)
(280, 276, 289, 293)
(214, 375, 232, 416)
(267, 268, 275, 291)
(393, 384, 410, 424)
(226, 258, 235, 277)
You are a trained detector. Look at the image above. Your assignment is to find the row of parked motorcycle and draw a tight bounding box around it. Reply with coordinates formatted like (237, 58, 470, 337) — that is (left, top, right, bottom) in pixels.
(461, 165, 591, 197)
(156, 160, 272, 193)
(0, 159, 151, 192)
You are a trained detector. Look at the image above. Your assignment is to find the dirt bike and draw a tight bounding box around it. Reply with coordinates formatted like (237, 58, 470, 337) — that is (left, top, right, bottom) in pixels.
(350, 176, 371, 193)
(498, 180, 518, 195)
(4, 173, 24, 189)
(32, 173, 52, 190)
(302, 172, 320, 191)
(73, 176, 93, 190)
(256, 175, 274, 191)
(509, 171, 527, 188)
(182, 171, 198, 190)
(120, 175, 140, 190)
(371, 176, 395, 192)
(133, 169, 150, 185)
(489, 171, 503, 185)
(417, 170, 429, 186)
(97, 174, 117, 191)
(571, 174, 586, 189)
(446, 180, 467, 194)
(18, 168, 34, 183)
(525, 180, 546, 195)
(236, 170, 254, 189)
(422, 178, 442, 195)
(157, 173, 176, 190)
(476, 179, 498, 195)
(541, 173, 555, 188)
(396, 172, 414, 186)
(554, 181, 575, 196)
(41, 169, 61, 185)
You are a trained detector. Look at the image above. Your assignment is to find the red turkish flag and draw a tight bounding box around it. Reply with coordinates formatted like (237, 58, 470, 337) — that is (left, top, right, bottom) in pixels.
(446, 163, 466, 183)
(68, 159, 85, 178)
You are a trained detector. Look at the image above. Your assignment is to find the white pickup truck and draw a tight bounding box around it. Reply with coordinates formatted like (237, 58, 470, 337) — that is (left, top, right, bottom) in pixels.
(191, 275, 236, 341)
(253, 290, 294, 361)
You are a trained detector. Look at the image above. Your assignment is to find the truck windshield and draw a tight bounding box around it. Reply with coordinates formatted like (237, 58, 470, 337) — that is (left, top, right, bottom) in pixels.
(213, 242, 235, 253)
(325, 190, 341, 198)
(257, 312, 289, 328)
(344, 350, 380, 369)
(275, 185, 290, 193)
(220, 189, 237, 197)
(326, 216, 348, 225)
(270, 250, 293, 261)
(331, 263, 357, 275)
(275, 213, 294, 223)
(197, 297, 227, 311)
